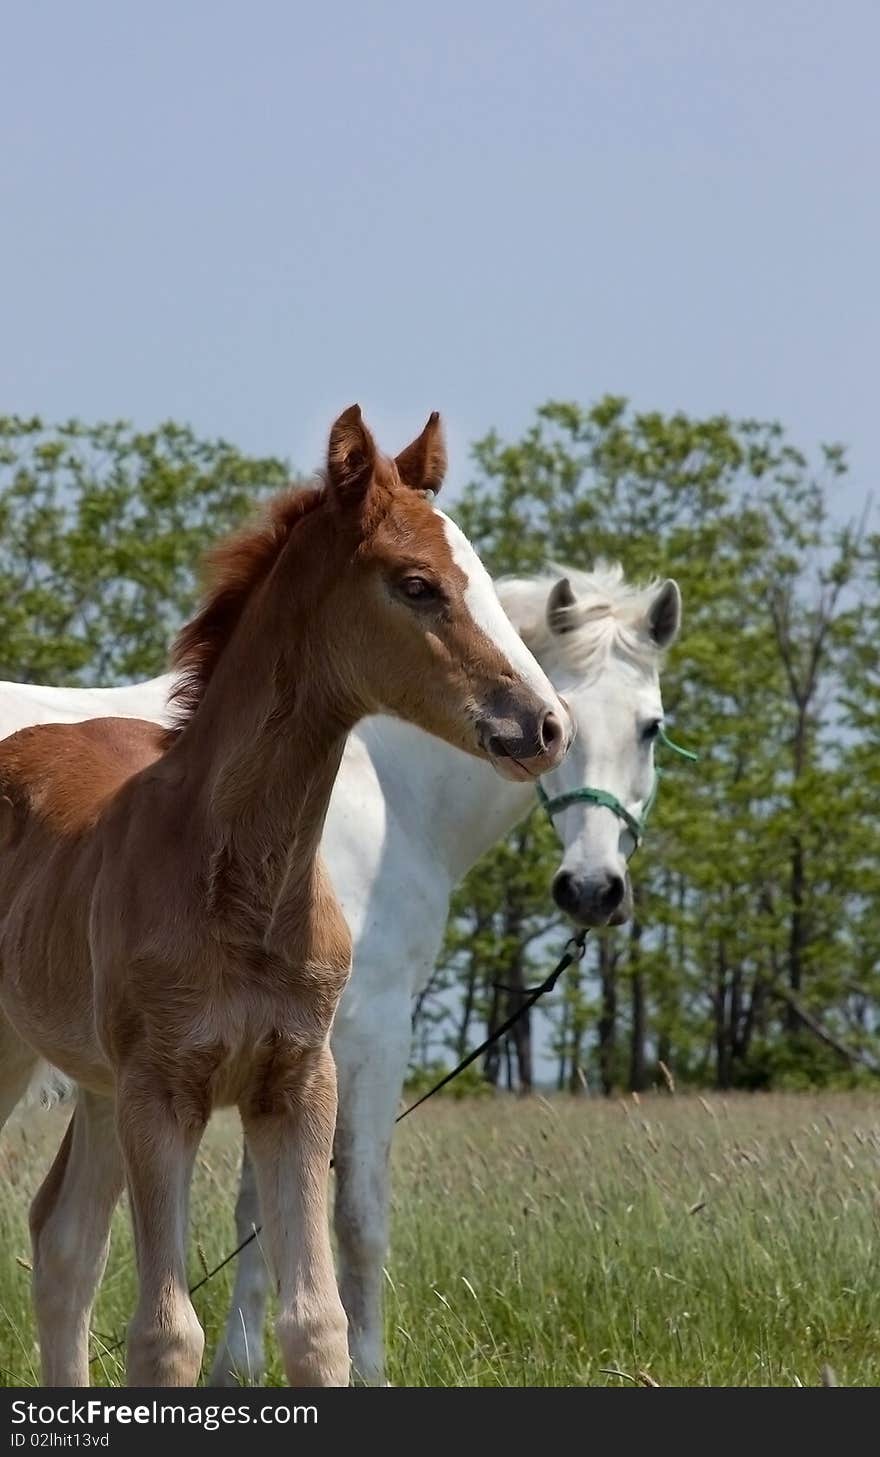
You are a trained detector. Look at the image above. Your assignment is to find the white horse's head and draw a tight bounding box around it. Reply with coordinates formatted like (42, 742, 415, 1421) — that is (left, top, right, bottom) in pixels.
(497, 563, 682, 927)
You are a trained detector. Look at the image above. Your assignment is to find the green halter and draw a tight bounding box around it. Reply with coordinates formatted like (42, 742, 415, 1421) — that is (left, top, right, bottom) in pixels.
(536, 728, 698, 847)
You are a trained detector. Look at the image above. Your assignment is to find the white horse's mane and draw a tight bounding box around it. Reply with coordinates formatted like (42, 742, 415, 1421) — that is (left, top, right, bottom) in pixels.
(496, 561, 663, 678)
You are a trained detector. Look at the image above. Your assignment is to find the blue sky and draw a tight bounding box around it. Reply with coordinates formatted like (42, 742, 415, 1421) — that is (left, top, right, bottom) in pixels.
(2, 1, 877, 511)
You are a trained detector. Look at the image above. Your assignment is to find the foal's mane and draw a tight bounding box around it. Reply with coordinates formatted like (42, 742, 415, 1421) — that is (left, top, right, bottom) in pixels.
(167, 484, 324, 731)
(496, 561, 664, 678)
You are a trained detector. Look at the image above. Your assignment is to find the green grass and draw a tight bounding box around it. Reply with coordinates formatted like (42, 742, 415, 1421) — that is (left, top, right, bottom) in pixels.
(2, 1092, 879, 1386)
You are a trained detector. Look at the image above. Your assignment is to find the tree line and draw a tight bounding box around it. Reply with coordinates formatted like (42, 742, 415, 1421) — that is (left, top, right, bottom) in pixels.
(1, 402, 876, 1092)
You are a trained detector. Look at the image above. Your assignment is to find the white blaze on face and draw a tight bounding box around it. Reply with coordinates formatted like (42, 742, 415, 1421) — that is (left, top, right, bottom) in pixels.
(438, 512, 566, 716)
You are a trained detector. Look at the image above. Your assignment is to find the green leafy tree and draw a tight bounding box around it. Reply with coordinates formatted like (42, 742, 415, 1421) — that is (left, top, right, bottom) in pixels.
(0, 416, 291, 685)
(426, 398, 874, 1094)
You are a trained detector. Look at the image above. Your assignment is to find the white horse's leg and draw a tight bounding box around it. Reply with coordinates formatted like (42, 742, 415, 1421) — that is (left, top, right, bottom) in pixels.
(30, 1090, 124, 1385)
(240, 1042, 349, 1387)
(332, 1000, 413, 1385)
(0, 1016, 37, 1131)
(207, 1141, 270, 1386)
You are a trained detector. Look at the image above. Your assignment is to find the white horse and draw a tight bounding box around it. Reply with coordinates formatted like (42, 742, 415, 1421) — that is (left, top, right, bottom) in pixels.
(0, 562, 681, 1385)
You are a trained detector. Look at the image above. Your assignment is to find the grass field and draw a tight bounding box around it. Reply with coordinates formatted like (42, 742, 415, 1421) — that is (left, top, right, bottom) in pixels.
(1, 1091, 878, 1387)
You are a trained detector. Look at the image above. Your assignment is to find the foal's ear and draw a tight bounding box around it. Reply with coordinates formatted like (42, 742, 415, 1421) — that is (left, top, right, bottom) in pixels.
(326, 404, 378, 503)
(647, 579, 682, 648)
(394, 412, 447, 496)
(547, 577, 578, 634)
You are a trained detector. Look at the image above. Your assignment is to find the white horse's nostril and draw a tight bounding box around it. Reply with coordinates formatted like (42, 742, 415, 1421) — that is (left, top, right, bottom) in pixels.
(552, 870, 580, 916)
(599, 873, 626, 912)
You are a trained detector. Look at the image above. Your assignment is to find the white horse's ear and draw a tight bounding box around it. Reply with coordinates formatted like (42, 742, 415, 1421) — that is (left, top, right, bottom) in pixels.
(547, 577, 578, 634)
(647, 579, 681, 648)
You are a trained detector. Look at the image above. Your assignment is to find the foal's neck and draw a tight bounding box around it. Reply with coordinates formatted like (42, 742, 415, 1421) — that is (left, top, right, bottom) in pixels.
(167, 545, 357, 923)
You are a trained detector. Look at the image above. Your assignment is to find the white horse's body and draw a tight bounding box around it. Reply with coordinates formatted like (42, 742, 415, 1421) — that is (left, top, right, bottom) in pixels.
(0, 565, 680, 1384)
(0, 678, 173, 735)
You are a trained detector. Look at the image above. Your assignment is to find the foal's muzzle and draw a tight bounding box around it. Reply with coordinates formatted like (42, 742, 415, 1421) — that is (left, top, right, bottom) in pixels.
(478, 703, 570, 783)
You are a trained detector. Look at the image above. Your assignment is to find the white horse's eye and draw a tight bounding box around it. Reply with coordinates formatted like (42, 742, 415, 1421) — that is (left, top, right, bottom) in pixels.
(642, 719, 662, 742)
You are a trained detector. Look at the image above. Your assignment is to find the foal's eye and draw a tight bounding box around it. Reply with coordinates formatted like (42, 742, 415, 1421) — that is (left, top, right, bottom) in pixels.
(643, 719, 662, 742)
(398, 576, 440, 603)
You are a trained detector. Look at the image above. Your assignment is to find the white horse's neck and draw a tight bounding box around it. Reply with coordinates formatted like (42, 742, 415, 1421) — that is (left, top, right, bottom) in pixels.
(354, 715, 535, 885)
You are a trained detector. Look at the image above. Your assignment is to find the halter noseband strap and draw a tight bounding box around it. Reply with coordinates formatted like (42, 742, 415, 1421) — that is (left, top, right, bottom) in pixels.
(536, 728, 697, 847)
(536, 782, 647, 843)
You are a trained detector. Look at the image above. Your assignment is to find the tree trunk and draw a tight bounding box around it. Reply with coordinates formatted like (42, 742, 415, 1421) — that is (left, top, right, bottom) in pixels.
(737, 963, 767, 1066)
(656, 870, 673, 1074)
(728, 955, 744, 1079)
(566, 950, 591, 1095)
(628, 916, 646, 1092)
(456, 915, 489, 1059)
(787, 834, 806, 1034)
(484, 828, 533, 1092)
(505, 957, 533, 1093)
(504, 1036, 514, 1091)
(597, 937, 617, 1096)
(556, 996, 570, 1091)
(715, 939, 731, 1090)
(483, 976, 503, 1087)
(785, 699, 810, 1034)
(567, 983, 586, 1094)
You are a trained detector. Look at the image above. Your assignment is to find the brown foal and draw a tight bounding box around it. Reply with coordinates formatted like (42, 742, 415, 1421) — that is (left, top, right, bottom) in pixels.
(0, 406, 571, 1388)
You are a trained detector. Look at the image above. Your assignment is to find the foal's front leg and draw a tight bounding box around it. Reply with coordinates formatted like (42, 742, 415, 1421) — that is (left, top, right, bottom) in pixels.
(30, 1090, 124, 1385)
(240, 1041, 349, 1387)
(116, 1078, 207, 1386)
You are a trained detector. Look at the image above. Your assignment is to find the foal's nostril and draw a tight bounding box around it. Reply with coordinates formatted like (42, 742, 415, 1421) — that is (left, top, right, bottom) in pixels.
(540, 709, 564, 756)
(599, 873, 625, 913)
